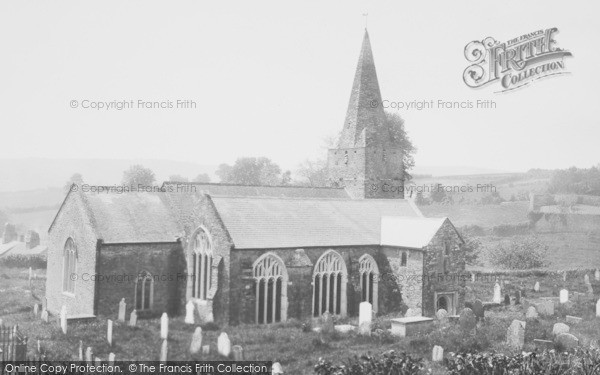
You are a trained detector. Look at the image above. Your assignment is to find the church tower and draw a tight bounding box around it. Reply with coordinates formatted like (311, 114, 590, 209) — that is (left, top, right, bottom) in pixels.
(327, 30, 405, 199)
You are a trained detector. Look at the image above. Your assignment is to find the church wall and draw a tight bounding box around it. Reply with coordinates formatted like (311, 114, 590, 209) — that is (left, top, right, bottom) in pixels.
(163, 193, 233, 325)
(46, 192, 98, 317)
(381, 246, 424, 313)
(327, 148, 366, 199)
(229, 246, 407, 324)
(421, 220, 466, 317)
(95, 242, 184, 318)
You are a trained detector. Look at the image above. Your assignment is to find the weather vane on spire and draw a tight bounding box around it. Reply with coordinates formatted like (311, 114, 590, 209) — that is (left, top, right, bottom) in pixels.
(362, 12, 368, 29)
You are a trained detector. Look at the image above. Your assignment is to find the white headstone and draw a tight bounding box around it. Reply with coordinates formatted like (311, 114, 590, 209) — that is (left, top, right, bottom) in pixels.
(185, 300, 195, 324)
(552, 322, 570, 336)
(85, 347, 93, 362)
(60, 305, 67, 334)
(534, 282, 540, 292)
(506, 320, 526, 349)
(358, 302, 372, 335)
(118, 299, 126, 322)
(271, 362, 283, 374)
(201, 345, 210, 355)
(596, 299, 600, 318)
(29, 267, 32, 280)
(585, 274, 590, 285)
(563, 271, 567, 281)
(33, 303, 39, 316)
(41, 310, 48, 322)
(129, 310, 137, 327)
(190, 327, 203, 355)
(232, 345, 244, 361)
(217, 332, 231, 358)
(560, 289, 569, 304)
(526, 306, 539, 319)
(432, 345, 444, 362)
(493, 283, 502, 304)
(595, 269, 600, 281)
(107, 319, 113, 346)
(37, 340, 41, 355)
(108, 353, 115, 366)
(471, 273, 475, 283)
(160, 339, 168, 363)
(160, 313, 168, 339)
(78, 340, 83, 360)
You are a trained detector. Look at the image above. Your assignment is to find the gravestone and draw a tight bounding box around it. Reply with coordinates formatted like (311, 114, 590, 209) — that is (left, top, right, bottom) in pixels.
(405, 308, 422, 317)
(41, 310, 48, 322)
(129, 310, 137, 327)
(42, 297, 47, 311)
(190, 327, 203, 355)
(108, 353, 115, 366)
(185, 300, 195, 324)
(29, 267, 32, 281)
(334, 324, 356, 333)
(390, 317, 434, 337)
(118, 299, 126, 322)
(560, 289, 569, 304)
(506, 320, 526, 349)
(585, 274, 590, 285)
(232, 345, 244, 361)
(217, 332, 231, 357)
(471, 273, 475, 283)
(160, 313, 168, 339)
(60, 305, 67, 334)
(534, 282, 540, 292)
(587, 283, 594, 295)
(37, 340, 42, 355)
(313, 312, 334, 333)
(160, 339, 168, 363)
(596, 299, 600, 318)
(526, 306, 538, 319)
(107, 320, 113, 346)
(493, 283, 501, 304)
(459, 308, 476, 334)
(435, 309, 448, 321)
(504, 294, 511, 306)
(78, 341, 83, 361)
(358, 302, 372, 335)
(202, 345, 210, 355)
(95, 358, 101, 365)
(432, 345, 443, 362)
(555, 333, 579, 349)
(85, 347, 93, 363)
(33, 304, 39, 316)
(595, 269, 600, 282)
(514, 290, 521, 305)
(566, 315, 582, 325)
(272, 362, 283, 374)
(552, 323, 570, 336)
(536, 299, 555, 317)
(563, 271, 567, 282)
(472, 300, 484, 321)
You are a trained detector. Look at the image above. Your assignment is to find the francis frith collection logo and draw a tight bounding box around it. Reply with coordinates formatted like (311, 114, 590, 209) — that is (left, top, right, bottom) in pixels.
(463, 27, 572, 92)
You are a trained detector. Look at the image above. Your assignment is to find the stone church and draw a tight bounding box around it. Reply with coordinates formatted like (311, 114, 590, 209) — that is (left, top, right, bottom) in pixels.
(45, 30, 466, 325)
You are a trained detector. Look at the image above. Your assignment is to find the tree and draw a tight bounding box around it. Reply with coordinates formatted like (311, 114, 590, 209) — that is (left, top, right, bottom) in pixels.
(193, 173, 211, 183)
(458, 232, 482, 266)
(296, 159, 328, 187)
(122, 165, 156, 187)
(216, 157, 290, 186)
(385, 111, 416, 181)
(487, 236, 549, 270)
(64, 173, 84, 193)
(168, 174, 189, 182)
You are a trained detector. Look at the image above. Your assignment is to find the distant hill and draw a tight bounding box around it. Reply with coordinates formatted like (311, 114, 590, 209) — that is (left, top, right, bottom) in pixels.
(0, 158, 218, 193)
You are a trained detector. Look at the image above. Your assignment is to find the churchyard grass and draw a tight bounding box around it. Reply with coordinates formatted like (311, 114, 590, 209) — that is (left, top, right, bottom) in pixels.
(4, 266, 600, 374)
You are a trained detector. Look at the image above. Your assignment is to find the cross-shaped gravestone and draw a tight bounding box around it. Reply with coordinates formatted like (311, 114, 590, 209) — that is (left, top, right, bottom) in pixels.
(118, 299, 126, 322)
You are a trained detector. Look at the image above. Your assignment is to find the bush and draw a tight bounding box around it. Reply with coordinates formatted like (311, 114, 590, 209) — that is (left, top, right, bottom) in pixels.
(487, 237, 550, 270)
(314, 350, 425, 375)
(0, 254, 47, 269)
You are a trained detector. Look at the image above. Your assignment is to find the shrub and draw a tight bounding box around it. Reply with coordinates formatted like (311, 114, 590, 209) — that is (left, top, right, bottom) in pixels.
(0, 254, 47, 269)
(314, 350, 426, 375)
(487, 237, 550, 270)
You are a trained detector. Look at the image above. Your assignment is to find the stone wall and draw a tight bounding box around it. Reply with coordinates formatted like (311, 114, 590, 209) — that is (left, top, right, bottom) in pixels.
(96, 242, 185, 318)
(46, 191, 99, 317)
(421, 219, 466, 317)
(381, 246, 423, 313)
(229, 246, 406, 324)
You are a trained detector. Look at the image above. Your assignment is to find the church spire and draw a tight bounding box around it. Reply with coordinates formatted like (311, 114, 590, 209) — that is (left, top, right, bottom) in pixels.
(337, 29, 387, 148)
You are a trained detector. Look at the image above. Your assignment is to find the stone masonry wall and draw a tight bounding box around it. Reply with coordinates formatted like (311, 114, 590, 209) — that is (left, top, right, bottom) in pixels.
(46, 191, 99, 317)
(381, 246, 423, 313)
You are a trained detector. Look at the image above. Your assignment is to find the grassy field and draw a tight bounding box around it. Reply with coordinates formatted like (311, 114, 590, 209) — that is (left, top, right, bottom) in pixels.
(3, 266, 600, 374)
(419, 202, 530, 228)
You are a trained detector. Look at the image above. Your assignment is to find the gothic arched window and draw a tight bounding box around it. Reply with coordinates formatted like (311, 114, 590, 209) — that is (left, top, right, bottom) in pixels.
(192, 227, 213, 300)
(253, 253, 288, 324)
(313, 250, 348, 317)
(62, 238, 77, 294)
(359, 254, 379, 313)
(135, 270, 154, 311)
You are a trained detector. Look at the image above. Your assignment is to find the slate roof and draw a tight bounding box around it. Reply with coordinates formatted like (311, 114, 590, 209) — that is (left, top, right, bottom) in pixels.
(210, 196, 421, 249)
(162, 182, 349, 199)
(0, 241, 47, 257)
(380, 216, 449, 249)
(82, 191, 183, 243)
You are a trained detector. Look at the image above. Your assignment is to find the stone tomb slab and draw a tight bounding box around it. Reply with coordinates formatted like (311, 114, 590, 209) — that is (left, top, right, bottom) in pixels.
(390, 317, 434, 338)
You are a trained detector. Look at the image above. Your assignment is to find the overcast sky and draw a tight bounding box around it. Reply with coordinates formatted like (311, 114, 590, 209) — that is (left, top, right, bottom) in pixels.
(1, 0, 599, 174)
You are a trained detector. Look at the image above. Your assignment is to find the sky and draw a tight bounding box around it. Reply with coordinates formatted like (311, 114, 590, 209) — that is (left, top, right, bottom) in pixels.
(1, 0, 599, 175)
